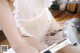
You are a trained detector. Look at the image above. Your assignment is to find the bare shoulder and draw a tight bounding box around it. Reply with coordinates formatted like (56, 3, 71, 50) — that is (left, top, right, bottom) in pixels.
(0, 0, 8, 5)
(0, 0, 13, 7)
(0, 0, 10, 8)
(0, 0, 11, 14)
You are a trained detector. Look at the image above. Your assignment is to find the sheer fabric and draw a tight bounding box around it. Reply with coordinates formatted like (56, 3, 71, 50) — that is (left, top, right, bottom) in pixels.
(13, 0, 53, 41)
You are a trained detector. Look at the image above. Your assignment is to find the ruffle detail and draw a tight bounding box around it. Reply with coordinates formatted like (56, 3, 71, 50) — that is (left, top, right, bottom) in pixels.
(13, 0, 53, 41)
(13, 0, 32, 36)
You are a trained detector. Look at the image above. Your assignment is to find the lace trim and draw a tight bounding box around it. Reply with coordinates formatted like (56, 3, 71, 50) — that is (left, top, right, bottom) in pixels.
(13, 0, 52, 38)
(13, 0, 32, 36)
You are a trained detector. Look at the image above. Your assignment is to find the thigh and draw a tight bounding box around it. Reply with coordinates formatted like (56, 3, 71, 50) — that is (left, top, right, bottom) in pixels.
(22, 36, 48, 51)
(56, 45, 80, 53)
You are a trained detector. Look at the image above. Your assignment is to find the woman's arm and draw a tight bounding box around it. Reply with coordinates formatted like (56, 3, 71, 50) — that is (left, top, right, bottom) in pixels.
(0, 0, 39, 53)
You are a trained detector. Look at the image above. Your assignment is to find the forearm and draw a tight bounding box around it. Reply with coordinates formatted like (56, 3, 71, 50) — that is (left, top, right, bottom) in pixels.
(0, 0, 29, 50)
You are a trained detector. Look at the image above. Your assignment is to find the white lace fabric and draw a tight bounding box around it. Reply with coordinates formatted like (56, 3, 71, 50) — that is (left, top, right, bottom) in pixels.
(13, 0, 53, 41)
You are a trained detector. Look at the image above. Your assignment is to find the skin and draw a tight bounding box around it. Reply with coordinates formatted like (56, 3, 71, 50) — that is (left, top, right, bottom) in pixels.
(56, 45, 80, 53)
(0, 0, 72, 53)
(0, 0, 39, 53)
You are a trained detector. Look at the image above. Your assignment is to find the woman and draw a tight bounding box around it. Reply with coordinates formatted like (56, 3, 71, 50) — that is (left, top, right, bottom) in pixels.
(0, 0, 62, 53)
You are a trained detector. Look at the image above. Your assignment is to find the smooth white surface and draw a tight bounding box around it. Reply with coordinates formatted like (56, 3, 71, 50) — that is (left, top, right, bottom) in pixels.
(4, 39, 70, 53)
(64, 18, 79, 45)
(40, 39, 70, 53)
(50, 39, 70, 53)
(4, 48, 15, 53)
